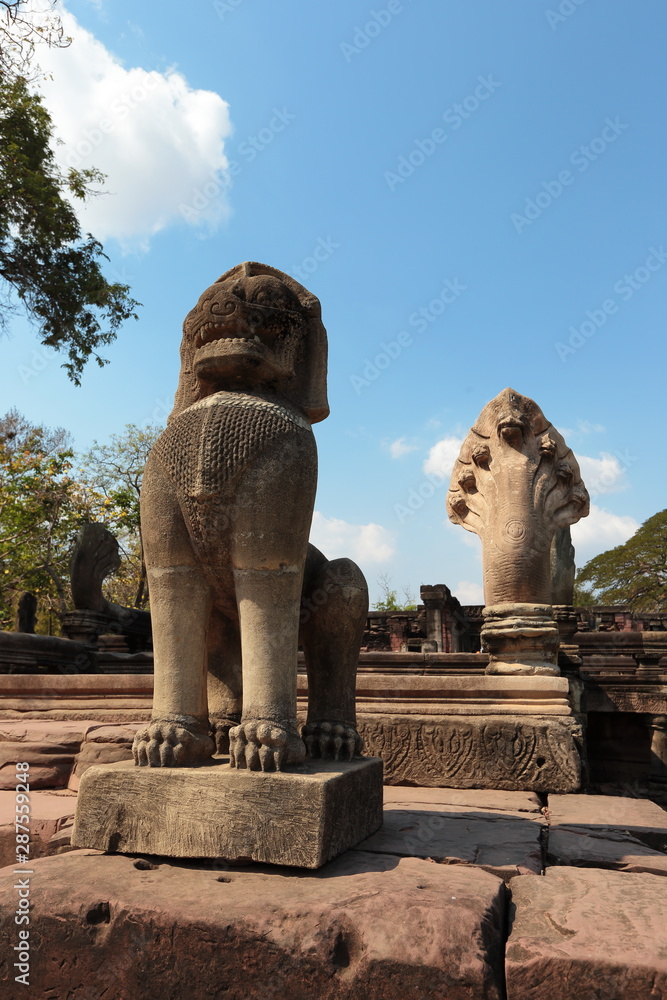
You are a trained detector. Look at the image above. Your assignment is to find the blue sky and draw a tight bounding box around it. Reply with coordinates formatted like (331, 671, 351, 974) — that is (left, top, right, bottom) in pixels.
(2, 0, 665, 606)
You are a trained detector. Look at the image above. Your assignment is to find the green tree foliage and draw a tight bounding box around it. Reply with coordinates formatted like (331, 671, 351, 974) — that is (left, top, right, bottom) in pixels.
(0, 410, 159, 631)
(373, 573, 418, 612)
(0, 1, 139, 382)
(575, 510, 667, 612)
(78, 424, 162, 607)
(0, 408, 83, 628)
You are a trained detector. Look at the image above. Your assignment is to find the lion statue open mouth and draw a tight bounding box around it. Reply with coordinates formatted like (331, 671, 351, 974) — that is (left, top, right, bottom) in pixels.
(132, 262, 367, 771)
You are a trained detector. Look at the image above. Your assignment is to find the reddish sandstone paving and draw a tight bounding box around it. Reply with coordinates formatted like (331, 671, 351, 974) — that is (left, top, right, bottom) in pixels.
(506, 866, 667, 1000)
(0, 848, 507, 1000)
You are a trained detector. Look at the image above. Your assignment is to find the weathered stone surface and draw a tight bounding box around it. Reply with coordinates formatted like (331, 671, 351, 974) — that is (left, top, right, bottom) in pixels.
(0, 788, 77, 867)
(68, 741, 134, 790)
(360, 805, 543, 878)
(447, 389, 589, 609)
(0, 744, 75, 789)
(0, 721, 88, 787)
(447, 389, 589, 677)
(506, 867, 667, 999)
(73, 756, 383, 868)
(351, 673, 574, 715)
(137, 262, 368, 774)
(548, 793, 667, 850)
(384, 786, 543, 814)
(547, 826, 667, 876)
(0, 848, 507, 1000)
(359, 713, 583, 791)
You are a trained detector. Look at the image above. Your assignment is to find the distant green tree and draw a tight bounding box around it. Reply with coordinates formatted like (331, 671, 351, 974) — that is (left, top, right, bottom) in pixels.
(0, 1, 139, 382)
(373, 573, 418, 612)
(574, 510, 667, 612)
(78, 424, 163, 607)
(0, 410, 157, 630)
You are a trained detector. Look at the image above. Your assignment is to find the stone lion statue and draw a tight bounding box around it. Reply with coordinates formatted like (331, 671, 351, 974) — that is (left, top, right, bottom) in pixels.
(132, 263, 367, 771)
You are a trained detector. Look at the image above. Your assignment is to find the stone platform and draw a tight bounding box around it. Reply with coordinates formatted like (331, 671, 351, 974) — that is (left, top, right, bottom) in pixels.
(72, 756, 383, 868)
(0, 674, 584, 793)
(1, 787, 667, 999)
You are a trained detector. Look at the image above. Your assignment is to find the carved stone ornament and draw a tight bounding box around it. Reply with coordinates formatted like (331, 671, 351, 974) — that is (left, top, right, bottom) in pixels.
(133, 263, 368, 771)
(447, 389, 589, 675)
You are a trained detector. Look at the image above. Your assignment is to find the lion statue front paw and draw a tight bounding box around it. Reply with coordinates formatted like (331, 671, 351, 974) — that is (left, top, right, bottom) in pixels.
(229, 719, 306, 772)
(302, 720, 363, 761)
(132, 716, 214, 767)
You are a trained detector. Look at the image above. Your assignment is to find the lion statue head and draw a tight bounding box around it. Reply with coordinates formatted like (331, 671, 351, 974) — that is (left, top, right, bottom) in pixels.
(169, 262, 329, 424)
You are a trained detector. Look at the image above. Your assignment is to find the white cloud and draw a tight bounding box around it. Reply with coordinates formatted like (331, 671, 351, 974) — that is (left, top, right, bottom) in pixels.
(310, 512, 395, 564)
(571, 504, 638, 563)
(423, 435, 464, 479)
(452, 580, 484, 605)
(576, 452, 628, 498)
(387, 436, 419, 459)
(37, 7, 232, 249)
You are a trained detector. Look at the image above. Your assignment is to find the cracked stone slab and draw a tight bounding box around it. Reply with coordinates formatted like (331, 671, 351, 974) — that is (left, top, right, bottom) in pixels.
(360, 804, 544, 879)
(548, 793, 667, 850)
(506, 866, 667, 999)
(384, 786, 543, 815)
(547, 826, 667, 877)
(0, 848, 507, 1000)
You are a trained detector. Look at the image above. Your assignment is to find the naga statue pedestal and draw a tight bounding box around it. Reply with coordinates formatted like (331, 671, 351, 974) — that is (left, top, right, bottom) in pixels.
(482, 603, 560, 675)
(72, 756, 383, 869)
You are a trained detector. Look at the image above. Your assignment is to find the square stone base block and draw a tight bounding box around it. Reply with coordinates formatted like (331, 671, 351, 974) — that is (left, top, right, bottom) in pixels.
(71, 755, 383, 869)
(358, 714, 583, 792)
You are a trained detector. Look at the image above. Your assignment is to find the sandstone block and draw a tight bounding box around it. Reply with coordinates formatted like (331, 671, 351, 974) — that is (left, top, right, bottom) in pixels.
(383, 786, 543, 814)
(547, 826, 667, 876)
(0, 789, 77, 868)
(68, 741, 134, 791)
(361, 806, 543, 878)
(0, 849, 507, 1000)
(72, 756, 383, 868)
(506, 867, 667, 999)
(0, 745, 75, 789)
(548, 792, 667, 850)
(359, 713, 583, 791)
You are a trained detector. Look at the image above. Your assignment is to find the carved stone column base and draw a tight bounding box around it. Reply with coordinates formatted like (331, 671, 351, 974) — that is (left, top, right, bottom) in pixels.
(482, 603, 560, 676)
(358, 713, 583, 792)
(649, 715, 667, 789)
(72, 756, 383, 869)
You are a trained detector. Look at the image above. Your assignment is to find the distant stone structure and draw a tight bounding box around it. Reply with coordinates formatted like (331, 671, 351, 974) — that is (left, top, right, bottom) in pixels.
(447, 388, 589, 675)
(14, 592, 37, 634)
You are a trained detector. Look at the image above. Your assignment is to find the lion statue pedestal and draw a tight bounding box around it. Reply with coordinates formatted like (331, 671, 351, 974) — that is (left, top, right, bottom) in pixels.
(72, 262, 382, 868)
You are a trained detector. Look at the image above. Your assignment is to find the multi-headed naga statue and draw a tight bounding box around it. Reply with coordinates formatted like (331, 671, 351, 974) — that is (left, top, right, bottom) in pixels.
(132, 263, 367, 770)
(447, 388, 589, 674)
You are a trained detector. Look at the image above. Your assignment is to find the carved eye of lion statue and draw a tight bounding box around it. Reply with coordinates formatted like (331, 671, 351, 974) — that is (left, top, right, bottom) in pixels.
(132, 262, 368, 772)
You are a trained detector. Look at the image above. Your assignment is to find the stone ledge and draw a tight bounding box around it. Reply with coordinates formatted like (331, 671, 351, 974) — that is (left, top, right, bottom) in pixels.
(72, 756, 383, 868)
(359, 714, 583, 792)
